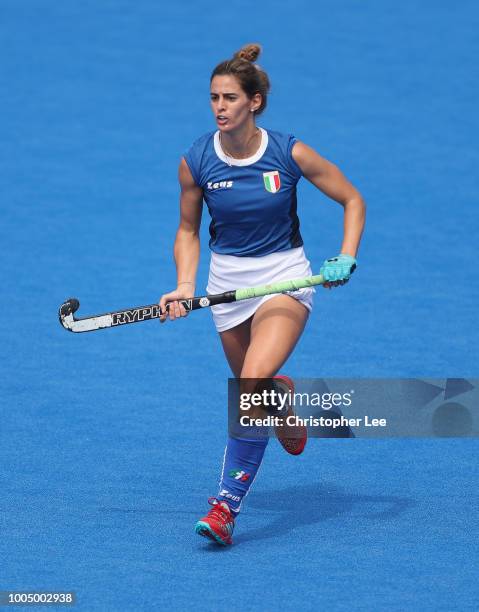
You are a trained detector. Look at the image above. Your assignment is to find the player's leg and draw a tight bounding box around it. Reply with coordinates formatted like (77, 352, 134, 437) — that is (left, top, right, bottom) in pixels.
(242, 294, 309, 379)
(219, 315, 252, 377)
(195, 316, 255, 544)
(241, 294, 309, 453)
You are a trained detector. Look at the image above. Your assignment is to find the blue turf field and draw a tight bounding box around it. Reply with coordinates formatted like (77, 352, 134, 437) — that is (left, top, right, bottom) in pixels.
(1, 1, 478, 610)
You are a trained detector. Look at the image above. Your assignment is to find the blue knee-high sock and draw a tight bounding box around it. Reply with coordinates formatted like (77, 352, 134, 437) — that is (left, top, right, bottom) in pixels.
(217, 435, 269, 515)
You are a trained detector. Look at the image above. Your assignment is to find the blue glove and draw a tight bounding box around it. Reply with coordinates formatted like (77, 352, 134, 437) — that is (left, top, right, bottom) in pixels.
(320, 254, 357, 283)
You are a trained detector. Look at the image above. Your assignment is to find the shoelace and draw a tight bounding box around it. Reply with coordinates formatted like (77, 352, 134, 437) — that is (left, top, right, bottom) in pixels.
(206, 497, 233, 522)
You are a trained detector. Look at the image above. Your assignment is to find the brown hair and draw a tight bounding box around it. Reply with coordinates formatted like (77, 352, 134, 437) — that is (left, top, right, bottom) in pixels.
(210, 43, 271, 116)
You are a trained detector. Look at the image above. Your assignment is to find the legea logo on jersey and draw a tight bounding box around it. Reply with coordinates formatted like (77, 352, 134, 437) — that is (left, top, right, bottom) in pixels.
(263, 170, 281, 193)
(207, 180, 233, 190)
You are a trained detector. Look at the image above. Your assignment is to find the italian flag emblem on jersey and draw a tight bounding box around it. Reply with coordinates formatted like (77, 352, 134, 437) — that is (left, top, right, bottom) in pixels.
(263, 170, 281, 193)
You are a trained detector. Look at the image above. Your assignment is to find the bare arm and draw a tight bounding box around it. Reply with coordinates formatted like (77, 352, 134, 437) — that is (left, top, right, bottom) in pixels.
(159, 158, 203, 321)
(173, 158, 204, 290)
(292, 142, 366, 257)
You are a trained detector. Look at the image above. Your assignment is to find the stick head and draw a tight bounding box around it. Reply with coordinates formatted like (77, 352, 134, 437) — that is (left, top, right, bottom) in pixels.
(59, 298, 80, 330)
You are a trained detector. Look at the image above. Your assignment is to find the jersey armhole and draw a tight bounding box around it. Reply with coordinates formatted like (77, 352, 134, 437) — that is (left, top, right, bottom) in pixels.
(183, 152, 201, 187)
(287, 138, 303, 181)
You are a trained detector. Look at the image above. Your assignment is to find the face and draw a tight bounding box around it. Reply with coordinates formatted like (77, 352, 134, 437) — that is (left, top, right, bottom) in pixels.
(210, 74, 261, 132)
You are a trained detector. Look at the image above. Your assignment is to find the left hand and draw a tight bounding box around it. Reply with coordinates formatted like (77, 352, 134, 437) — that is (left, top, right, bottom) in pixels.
(320, 254, 357, 289)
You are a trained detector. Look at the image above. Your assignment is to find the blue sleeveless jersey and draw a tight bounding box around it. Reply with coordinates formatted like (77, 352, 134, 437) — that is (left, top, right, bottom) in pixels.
(184, 127, 304, 257)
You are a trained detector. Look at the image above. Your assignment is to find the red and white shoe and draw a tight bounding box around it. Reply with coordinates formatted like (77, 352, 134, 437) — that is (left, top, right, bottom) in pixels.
(195, 498, 235, 546)
(273, 375, 308, 456)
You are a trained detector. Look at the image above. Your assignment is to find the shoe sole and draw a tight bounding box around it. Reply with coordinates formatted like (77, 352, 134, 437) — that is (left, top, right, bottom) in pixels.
(195, 521, 232, 546)
(274, 375, 307, 455)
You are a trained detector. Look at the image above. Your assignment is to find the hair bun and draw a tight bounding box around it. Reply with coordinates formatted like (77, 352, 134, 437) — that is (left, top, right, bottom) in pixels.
(234, 43, 262, 63)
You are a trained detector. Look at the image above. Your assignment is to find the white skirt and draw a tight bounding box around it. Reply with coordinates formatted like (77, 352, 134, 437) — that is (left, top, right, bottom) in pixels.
(206, 246, 315, 332)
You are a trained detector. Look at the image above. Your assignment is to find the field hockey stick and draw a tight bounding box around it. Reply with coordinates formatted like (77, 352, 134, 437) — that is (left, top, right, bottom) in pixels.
(58, 273, 325, 333)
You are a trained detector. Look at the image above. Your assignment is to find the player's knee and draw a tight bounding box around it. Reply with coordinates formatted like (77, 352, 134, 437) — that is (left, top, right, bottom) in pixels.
(240, 364, 273, 381)
(239, 371, 279, 416)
